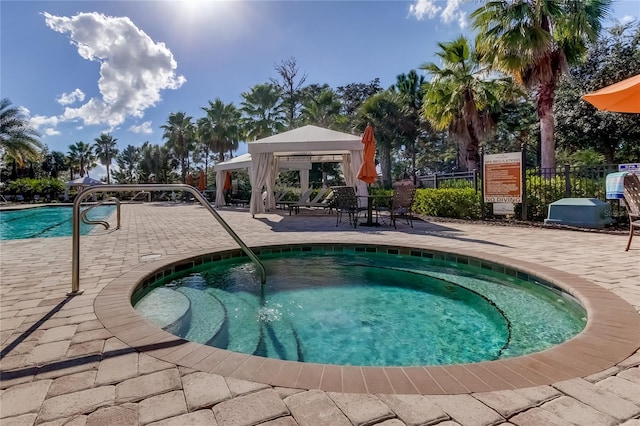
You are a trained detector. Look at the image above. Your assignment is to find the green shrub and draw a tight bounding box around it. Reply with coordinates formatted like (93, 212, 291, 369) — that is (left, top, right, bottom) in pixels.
(413, 188, 482, 219)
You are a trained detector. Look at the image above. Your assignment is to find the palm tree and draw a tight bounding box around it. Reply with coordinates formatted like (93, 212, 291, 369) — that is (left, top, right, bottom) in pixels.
(392, 70, 428, 182)
(200, 99, 242, 163)
(67, 141, 95, 178)
(300, 89, 342, 128)
(93, 133, 119, 184)
(113, 145, 140, 183)
(161, 112, 195, 183)
(420, 36, 504, 171)
(138, 142, 176, 183)
(356, 90, 414, 188)
(240, 83, 286, 140)
(0, 98, 43, 167)
(471, 0, 612, 171)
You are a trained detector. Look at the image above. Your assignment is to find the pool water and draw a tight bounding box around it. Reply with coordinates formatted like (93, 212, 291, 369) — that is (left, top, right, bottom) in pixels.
(0, 205, 116, 240)
(134, 251, 586, 367)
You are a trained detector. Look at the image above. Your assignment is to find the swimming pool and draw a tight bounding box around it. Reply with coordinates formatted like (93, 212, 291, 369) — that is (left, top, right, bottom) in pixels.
(0, 205, 116, 240)
(133, 245, 586, 367)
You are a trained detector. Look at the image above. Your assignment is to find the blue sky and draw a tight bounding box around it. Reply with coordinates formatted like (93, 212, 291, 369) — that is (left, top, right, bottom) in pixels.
(2, 0, 638, 169)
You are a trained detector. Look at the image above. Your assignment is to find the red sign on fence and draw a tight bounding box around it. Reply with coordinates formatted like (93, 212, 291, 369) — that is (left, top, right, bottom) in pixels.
(483, 152, 522, 203)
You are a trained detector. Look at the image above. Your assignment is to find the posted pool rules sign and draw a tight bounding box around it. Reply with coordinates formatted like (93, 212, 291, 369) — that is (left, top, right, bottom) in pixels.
(483, 152, 522, 203)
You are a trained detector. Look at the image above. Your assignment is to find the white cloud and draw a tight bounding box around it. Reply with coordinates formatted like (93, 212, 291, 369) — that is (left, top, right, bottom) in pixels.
(30, 114, 60, 129)
(620, 15, 635, 25)
(57, 89, 85, 105)
(42, 11, 186, 130)
(408, 0, 467, 28)
(44, 128, 61, 136)
(408, 0, 441, 20)
(129, 121, 153, 134)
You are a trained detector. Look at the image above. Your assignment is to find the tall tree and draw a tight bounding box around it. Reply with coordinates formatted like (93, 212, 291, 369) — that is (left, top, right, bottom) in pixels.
(41, 148, 67, 179)
(113, 144, 140, 183)
(67, 141, 95, 178)
(240, 83, 286, 140)
(554, 22, 640, 163)
(93, 133, 119, 184)
(161, 112, 195, 183)
(336, 78, 382, 118)
(270, 57, 307, 128)
(420, 36, 504, 171)
(138, 142, 176, 183)
(0, 98, 43, 167)
(356, 90, 414, 188)
(471, 0, 613, 171)
(391, 70, 428, 182)
(200, 99, 242, 163)
(300, 89, 342, 128)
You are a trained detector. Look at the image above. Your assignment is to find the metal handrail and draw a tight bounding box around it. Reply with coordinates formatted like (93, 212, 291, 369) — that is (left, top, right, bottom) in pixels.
(80, 196, 121, 230)
(71, 184, 266, 294)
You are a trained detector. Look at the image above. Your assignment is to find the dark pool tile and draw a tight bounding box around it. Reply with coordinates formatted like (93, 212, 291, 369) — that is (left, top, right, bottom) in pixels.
(462, 363, 515, 390)
(249, 358, 284, 385)
(230, 356, 266, 381)
(342, 366, 367, 393)
(210, 352, 250, 376)
(426, 366, 469, 394)
(383, 367, 419, 394)
(270, 361, 302, 388)
(175, 344, 216, 367)
(319, 365, 343, 392)
(294, 363, 324, 390)
(402, 367, 445, 394)
(193, 349, 231, 372)
(445, 364, 494, 393)
(362, 367, 394, 394)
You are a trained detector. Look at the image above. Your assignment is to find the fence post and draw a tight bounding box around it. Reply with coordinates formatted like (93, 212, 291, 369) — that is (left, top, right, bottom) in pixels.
(473, 169, 478, 193)
(479, 148, 485, 220)
(564, 164, 571, 198)
(521, 144, 527, 221)
(434, 173, 439, 189)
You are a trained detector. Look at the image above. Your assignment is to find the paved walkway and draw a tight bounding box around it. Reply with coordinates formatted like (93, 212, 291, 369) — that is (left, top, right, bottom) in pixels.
(1, 203, 639, 426)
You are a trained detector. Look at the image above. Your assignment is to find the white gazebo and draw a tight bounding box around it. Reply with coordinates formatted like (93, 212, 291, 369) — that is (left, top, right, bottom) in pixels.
(246, 125, 366, 215)
(213, 153, 313, 207)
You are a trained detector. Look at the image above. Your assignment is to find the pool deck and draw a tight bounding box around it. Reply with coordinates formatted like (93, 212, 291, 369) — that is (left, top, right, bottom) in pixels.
(1, 203, 639, 425)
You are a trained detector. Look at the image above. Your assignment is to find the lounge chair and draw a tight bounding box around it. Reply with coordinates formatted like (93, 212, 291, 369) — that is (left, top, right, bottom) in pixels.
(289, 188, 334, 214)
(623, 173, 640, 251)
(284, 188, 313, 215)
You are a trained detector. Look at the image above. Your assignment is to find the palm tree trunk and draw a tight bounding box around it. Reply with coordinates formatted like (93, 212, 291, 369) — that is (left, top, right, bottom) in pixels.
(538, 83, 556, 174)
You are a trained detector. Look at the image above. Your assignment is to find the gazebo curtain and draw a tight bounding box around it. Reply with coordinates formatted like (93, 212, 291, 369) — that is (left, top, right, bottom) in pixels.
(249, 153, 273, 215)
(265, 156, 279, 210)
(215, 171, 226, 207)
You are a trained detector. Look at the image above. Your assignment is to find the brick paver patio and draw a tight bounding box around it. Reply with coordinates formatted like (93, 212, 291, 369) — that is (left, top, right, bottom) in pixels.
(1, 202, 639, 425)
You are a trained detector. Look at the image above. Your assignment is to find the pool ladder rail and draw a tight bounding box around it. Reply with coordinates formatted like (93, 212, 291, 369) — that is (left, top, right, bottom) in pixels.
(80, 196, 121, 230)
(70, 184, 266, 294)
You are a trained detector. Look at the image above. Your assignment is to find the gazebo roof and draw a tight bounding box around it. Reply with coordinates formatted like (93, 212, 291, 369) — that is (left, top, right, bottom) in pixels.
(247, 125, 363, 156)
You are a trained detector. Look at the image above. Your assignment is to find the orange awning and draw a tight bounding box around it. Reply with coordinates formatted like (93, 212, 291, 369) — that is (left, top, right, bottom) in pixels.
(582, 74, 640, 113)
(357, 125, 377, 184)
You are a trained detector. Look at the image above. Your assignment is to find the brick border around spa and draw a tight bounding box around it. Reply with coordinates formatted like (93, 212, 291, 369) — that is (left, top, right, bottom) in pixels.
(94, 243, 640, 395)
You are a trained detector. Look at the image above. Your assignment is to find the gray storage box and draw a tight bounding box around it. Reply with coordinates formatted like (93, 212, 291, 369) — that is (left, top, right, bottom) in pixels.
(544, 198, 612, 229)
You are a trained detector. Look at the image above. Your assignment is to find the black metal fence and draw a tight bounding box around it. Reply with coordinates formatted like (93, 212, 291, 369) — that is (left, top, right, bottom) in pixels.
(417, 164, 629, 222)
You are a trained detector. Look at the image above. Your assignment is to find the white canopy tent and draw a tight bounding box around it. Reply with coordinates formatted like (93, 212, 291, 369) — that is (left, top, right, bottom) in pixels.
(213, 153, 312, 207)
(247, 125, 365, 215)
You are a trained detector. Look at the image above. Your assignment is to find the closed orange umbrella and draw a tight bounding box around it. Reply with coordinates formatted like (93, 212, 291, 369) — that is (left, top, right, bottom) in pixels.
(198, 170, 206, 191)
(224, 172, 231, 190)
(582, 74, 640, 113)
(357, 125, 377, 184)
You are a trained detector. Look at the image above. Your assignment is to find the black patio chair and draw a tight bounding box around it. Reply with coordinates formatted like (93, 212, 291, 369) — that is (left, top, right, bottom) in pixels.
(331, 186, 362, 228)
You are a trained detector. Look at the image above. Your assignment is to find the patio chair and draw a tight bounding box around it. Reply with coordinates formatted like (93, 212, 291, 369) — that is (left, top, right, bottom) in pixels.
(285, 188, 314, 215)
(332, 186, 362, 228)
(388, 184, 416, 229)
(623, 173, 640, 251)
